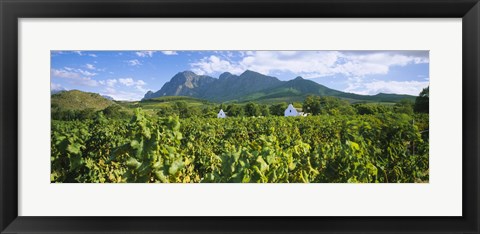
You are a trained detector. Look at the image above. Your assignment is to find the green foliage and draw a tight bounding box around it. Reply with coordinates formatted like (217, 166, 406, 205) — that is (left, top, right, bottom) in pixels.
(394, 99, 414, 115)
(51, 90, 113, 111)
(52, 108, 98, 121)
(244, 102, 262, 117)
(157, 105, 177, 117)
(155, 101, 202, 118)
(269, 102, 288, 116)
(303, 95, 356, 115)
(201, 106, 218, 118)
(174, 101, 189, 118)
(260, 104, 270, 116)
(145, 96, 208, 103)
(102, 105, 130, 119)
(303, 96, 321, 115)
(52, 109, 429, 183)
(353, 103, 392, 115)
(414, 86, 429, 113)
(226, 104, 245, 117)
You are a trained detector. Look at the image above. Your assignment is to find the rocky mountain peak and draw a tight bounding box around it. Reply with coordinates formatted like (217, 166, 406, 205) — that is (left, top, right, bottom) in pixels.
(219, 72, 234, 80)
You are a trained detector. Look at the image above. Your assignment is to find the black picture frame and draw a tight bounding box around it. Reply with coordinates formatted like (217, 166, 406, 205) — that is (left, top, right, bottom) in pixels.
(1, 0, 479, 233)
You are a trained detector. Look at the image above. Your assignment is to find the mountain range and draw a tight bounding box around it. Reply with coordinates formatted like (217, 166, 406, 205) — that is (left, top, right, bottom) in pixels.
(143, 70, 416, 103)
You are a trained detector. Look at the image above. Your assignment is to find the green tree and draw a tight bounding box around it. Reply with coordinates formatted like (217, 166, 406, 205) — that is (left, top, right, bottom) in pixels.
(414, 86, 429, 113)
(303, 95, 321, 115)
(319, 96, 355, 115)
(201, 106, 217, 118)
(226, 104, 244, 117)
(157, 105, 177, 117)
(244, 102, 261, 117)
(77, 108, 97, 120)
(102, 105, 129, 119)
(394, 99, 414, 115)
(354, 103, 391, 115)
(269, 102, 288, 116)
(260, 104, 270, 116)
(174, 101, 192, 118)
(304, 95, 355, 115)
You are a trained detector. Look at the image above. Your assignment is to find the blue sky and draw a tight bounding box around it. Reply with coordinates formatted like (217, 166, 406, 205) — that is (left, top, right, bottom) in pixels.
(51, 50, 429, 101)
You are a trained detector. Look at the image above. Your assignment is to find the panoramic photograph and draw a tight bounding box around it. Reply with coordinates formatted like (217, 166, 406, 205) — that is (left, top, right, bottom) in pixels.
(51, 50, 429, 183)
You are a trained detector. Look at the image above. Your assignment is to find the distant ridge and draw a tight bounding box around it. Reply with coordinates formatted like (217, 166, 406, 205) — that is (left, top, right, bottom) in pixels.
(102, 95, 115, 101)
(143, 70, 418, 103)
(51, 89, 66, 95)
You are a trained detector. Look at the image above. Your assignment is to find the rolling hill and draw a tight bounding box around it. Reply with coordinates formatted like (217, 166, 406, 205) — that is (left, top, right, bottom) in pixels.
(51, 90, 114, 111)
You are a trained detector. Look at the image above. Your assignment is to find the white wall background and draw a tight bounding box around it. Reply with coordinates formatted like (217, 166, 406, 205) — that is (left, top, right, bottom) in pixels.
(18, 18, 462, 216)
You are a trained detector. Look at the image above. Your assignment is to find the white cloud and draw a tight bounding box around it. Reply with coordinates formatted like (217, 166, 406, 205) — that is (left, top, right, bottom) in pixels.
(61, 66, 97, 76)
(51, 51, 65, 56)
(75, 78, 98, 87)
(332, 53, 429, 77)
(189, 51, 429, 96)
(161, 51, 178, 55)
(78, 69, 97, 76)
(118, 78, 135, 86)
(344, 80, 429, 96)
(73, 51, 100, 57)
(97, 77, 147, 100)
(51, 68, 99, 87)
(101, 87, 145, 101)
(118, 78, 147, 91)
(51, 68, 79, 79)
(99, 79, 118, 87)
(243, 51, 341, 76)
(50, 83, 64, 91)
(135, 85, 147, 92)
(137, 80, 146, 86)
(136, 51, 155, 57)
(190, 55, 244, 75)
(191, 51, 342, 77)
(189, 51, 429, 79)
(127, 59, 141, 66)
(107, 79, 118, 87)
(224, 51, 234, 58)
(86, 64, 96, 70)
(101, 87, 142, 101)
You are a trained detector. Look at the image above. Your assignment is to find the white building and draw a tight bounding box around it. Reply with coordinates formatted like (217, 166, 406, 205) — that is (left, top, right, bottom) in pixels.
(217, 109, 227, 118)
(284, 104, 299, 117)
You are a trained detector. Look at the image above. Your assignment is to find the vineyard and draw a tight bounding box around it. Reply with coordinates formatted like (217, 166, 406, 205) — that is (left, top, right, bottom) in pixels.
(51, 109, 429, 183)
